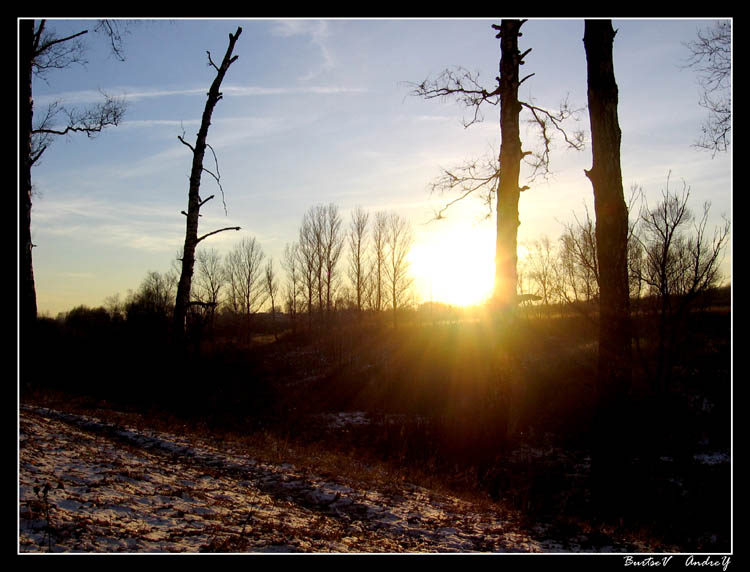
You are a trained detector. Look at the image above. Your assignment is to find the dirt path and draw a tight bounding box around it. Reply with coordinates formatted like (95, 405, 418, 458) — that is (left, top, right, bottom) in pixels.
(19, 405, 557, 553)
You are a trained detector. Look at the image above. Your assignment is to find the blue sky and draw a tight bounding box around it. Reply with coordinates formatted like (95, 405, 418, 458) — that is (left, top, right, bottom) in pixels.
(26, 18, 732, 315)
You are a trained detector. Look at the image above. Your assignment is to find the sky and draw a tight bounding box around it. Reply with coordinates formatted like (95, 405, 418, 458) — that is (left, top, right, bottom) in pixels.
(25, 18, 732, 316)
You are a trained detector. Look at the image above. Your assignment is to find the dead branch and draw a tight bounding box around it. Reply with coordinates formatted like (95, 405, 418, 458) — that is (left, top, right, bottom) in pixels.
(410, 67, 500, 128)
(197, 226, 241, 244)
(521, 96, 586, 181)
(204, 143, 228, 215)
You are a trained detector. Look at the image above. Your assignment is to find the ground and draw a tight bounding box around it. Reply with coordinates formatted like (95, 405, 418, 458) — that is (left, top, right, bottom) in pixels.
(19, 404, 643, 554)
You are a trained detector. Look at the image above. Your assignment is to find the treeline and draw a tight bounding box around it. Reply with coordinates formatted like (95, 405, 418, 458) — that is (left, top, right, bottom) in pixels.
(517, 175, 730, 393)
(519, 178, 729, 311)
(52, 203, 416, 344)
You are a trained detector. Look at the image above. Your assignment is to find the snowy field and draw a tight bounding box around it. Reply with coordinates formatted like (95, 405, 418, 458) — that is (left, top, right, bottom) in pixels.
(20, 404, 573, 553)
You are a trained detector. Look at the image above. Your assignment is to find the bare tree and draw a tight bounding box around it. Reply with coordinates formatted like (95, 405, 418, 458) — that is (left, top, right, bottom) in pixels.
(633, 174, 730, 390)
(412, 19, 584, 308)
(193, 247, 225, 313)
(347, 207, 370, 315)
(20, 19, 128, 326)
(294, 204, 345, 320)
(557, 186, 645, 317)
(370, 210, 389, 313)
(103, 292, 126, 322)
(384, 212, 414, 327)
(522, 235, 558, 313)
(310, 205, 327, 319)
(321, 204, 345, 315)
(298, 209, 321, 325)
(683, 20, 731, 154)
(494, 19, 530, 309)
(225, 237, 267, 338)
(584, 19, 632, 395)
(265, 258, 280, 323)
(583, 19, 633, 514)
(281, 242, 302, 321)
(126, 270, 176, 320)
(173, 27, 242, 342)
(557, 206, 600, 314)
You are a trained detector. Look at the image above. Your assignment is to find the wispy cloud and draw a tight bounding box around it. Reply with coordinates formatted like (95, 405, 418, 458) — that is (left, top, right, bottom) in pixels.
(34, 83, 366, 108)
(33, 194, 186, 254)
(223, 85, 366, 96)
(34, 87, 204, 107)
(269, 19, 334, 81)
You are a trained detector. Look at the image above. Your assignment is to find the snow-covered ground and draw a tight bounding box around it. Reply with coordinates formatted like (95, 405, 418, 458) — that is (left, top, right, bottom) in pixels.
(19, 404, 573, 553)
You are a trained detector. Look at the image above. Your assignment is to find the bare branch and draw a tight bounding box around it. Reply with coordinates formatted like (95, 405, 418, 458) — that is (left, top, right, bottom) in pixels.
(179, 135, 228, 217)
(178, 134, 195, 153)
(682, 20, 731, 154)
(187, 300, 217, 308)
(196, 226, 241, 244)
(204, 143, 228, 216)
(206, 50, 219, 72)
(430, 157, 500, 221)
(31, 92, 127, 166)
(410, 21, 585, 222)
(93, 20, 129, 62)
(31, 21, 89, 76)
(409, 66, 499, 128)
(521, 96, 586, 181)
(519, 72, 535, 86)
(199, 194, 215, 208)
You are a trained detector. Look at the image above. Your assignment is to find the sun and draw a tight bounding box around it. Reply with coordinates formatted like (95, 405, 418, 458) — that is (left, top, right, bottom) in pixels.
(410, 225, 495, 307)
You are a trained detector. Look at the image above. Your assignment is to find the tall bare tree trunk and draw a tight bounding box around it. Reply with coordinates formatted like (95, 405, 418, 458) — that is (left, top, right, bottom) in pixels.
(20, 20, 37, 328)
(173, 27, 242, 342)
(493, 20, 525, 309)
(584, 19, 632, 399)
(20, 20, 127, 331)
(583, 19, 633, 516)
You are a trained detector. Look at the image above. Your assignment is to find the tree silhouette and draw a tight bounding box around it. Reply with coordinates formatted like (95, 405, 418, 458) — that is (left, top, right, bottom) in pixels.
(347, 207, 370, 315)
(384, 212, 414, 327)
(632, 175, 730, 391)
(371, 211, 389, 313)
(298, 208, 321, 325)
(321, 204, 345, 316)
(192, 247, 225, 334)
(683, 20, 731, 155)
(265, 258, 280, 324)
(412, 20, 583, 309)
(584, 19, 632, 397)
(173, 27, 242, 342)
(493, 19, 526, 309)
(20, 19, 128, 327)
(281, 242, 302, 321)
(583, 19, 633, 515)
(225, 236, 267, 338)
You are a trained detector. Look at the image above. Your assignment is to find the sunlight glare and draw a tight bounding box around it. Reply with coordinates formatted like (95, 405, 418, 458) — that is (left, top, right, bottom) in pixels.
(411, 225, 495, 307)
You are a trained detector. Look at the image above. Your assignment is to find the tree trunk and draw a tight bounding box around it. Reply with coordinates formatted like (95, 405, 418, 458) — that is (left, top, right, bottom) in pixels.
(20, 20, 37, 328)
(583, 19, 633, 516)
(494, 20, 525, 309)
(173, 27, 242, 342)
(584, 19, 632, 399)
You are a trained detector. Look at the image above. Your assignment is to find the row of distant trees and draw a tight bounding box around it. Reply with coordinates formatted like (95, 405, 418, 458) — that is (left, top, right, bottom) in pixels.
(88, 203, 415, 336)
(518, 175, 729, 393)
(519, 176, 729, 312)
(288, 205, 414, 326)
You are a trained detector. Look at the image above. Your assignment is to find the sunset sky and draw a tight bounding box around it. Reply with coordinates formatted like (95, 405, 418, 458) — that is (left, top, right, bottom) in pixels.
(25, 18, 732, 316)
